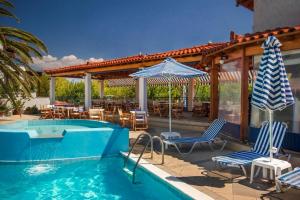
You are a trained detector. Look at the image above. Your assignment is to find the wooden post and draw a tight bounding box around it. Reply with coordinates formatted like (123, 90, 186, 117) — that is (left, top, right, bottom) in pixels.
(49, 77, 56, 105)
(240, 48, 250, 141)
(210, 59, 219, 121)
(99, 79, 104, 98)
(84, 73, 92, 110)
(138, 77, 147, 111)
(187, 78, 195, 112)
(135, 79, 139, 102)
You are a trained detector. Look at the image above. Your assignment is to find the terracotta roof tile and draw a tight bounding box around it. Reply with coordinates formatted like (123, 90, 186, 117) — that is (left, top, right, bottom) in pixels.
(44, 42, 227, 74)
(236, 0, 254, 11)
(230, 25, 300, 44)
(45, 25, 300, 75)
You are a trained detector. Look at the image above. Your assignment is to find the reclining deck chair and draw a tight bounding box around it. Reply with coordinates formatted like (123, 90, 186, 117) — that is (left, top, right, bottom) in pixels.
(212, 121, 287, 176)
(162, 118, 227, 155)
(276, 167, 300, 192)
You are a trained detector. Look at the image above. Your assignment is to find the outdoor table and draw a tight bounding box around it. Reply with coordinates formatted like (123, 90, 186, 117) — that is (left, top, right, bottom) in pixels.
(250, 157, 292, 189)
(160, 132, 181, 149)
(64, 107, 75, 118)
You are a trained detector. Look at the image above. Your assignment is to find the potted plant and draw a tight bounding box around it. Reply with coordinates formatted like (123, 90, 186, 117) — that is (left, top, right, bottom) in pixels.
(12, 99, 26, 117)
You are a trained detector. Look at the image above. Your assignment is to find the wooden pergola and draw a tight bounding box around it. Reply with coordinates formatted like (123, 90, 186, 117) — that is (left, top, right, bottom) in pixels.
(45, 42, 226, 79)
(236, 0, 254, 11)
(44, 25, 300, 142)
(44, 42, 226, 112)
(206, 25, 300, 141)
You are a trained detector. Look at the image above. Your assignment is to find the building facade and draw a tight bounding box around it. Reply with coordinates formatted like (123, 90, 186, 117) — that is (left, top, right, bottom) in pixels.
(253, 0, 300, 32)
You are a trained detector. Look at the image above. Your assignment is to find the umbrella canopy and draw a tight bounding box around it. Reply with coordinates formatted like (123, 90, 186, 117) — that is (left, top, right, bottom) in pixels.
(251, 36, 294, 111)
(251, 36, 294, 160)
(130, 57, 206, 133)
(130, 57, 206, 78)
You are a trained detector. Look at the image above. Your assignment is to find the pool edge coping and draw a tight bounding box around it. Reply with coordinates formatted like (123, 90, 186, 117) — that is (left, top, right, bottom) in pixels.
(120, 152, 214, 200)
(0, 119, 125, 139)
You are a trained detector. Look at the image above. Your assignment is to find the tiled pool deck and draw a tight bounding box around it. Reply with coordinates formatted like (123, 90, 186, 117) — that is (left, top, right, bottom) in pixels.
(1, 115, 300, 200)
(130, 128, 300, 200)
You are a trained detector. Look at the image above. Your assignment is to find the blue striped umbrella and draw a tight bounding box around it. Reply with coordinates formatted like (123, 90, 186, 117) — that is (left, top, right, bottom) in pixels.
(251, 36, 294, 160)
(130, 57, 206, 133)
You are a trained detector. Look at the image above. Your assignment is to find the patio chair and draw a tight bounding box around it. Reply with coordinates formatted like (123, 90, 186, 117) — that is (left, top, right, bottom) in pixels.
(69, 107, 81, 119)
(163, 118, 227, 155)
(212, 121, 287, 176)
(132, 111, 148, 131)
(78, 107, 89, 119)
(40, 108, 53, 119)
(276, 167, 300, 191)
(118, 108, 131, 127)
(172, 103, 184, 119)
(153, 102, 162, 117)
(160, 103, 169, 117)
(104, 106, 116, 122)
(53, 107, 65, 119)
(89, 108, 102, 120)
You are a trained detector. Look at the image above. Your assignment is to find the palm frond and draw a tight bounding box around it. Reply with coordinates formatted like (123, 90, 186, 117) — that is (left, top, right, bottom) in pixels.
(0, 0, 47, 104)
(0, 0, 14, 8)
(0, 7, 17, 20)
(0, 27, 48, 53)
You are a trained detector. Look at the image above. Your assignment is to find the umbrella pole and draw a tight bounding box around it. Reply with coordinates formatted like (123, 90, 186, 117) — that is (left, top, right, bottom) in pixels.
(168, 78, 172, 133)
(269, 110, 274, 161)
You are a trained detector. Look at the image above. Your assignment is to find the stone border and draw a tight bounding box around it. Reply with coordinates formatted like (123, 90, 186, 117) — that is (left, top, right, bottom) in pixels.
(121, 152, 214, 200)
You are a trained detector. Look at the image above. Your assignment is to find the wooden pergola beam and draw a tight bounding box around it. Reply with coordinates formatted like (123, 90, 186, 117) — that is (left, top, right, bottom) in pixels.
(48, 55, 203, 78)
(240, 48, 250, 141)
(212, 33, 300, 64)
(209, 59, 219, 121)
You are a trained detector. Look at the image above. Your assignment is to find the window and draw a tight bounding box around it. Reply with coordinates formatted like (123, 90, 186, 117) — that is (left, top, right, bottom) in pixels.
(218, 59, 242, 124)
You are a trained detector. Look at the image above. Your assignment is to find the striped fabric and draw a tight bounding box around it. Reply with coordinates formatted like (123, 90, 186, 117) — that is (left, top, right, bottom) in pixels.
(165, 118, 226, 144)
(130, 57, 206, 79)
(252, 121, 286, 155)
(212, 121, 287, 167)
(251, 36, 294, 111)
(277, 167, 300, 189)
(106, 70, 257, 87)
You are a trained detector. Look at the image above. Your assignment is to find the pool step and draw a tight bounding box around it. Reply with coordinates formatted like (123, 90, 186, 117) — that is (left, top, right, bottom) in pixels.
(123, 133, 153, 183)
(123, 167, 133, 176)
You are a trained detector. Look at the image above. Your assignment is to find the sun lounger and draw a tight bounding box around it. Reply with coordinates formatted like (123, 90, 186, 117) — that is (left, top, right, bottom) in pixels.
(212, 121, 287, 176)
(276, 167, 300, 191)
(162, 118, 227, 155)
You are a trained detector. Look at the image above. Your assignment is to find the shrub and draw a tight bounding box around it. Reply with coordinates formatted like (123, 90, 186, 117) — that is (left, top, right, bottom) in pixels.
(24, 105, 40, 115)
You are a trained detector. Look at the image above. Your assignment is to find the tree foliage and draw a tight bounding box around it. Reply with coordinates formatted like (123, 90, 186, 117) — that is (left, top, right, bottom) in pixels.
(36, 74, 49, 97)
(0, 0, 47, 106)
(55, 78, 99, 105)
(51, 78, 211, 104)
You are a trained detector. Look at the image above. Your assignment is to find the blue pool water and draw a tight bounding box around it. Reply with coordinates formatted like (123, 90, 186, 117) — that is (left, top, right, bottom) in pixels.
(0, 157, 190, 200)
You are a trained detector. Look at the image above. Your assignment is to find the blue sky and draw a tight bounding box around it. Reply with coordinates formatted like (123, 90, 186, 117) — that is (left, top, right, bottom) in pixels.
(5, 0, 252, 68)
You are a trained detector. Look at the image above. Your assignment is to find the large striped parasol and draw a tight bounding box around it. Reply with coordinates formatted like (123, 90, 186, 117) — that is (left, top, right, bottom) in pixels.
(251, 36, 294, 160)
(130, 57, 206, 133)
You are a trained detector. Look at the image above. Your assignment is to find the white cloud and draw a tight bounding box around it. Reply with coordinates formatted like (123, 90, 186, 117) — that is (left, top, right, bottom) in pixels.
(31, 54, 104, 72)
(87, 57, 104, 62)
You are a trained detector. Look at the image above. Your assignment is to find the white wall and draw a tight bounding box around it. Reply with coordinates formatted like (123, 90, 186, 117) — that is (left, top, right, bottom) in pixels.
(24, 97, 50, 109)
(5, 96, 50, 111)
(253, 0, 300, 32)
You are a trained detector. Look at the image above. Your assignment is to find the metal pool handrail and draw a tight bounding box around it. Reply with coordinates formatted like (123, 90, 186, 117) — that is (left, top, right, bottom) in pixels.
(124, 133, 153, 183)
(152, 136, 164, 164)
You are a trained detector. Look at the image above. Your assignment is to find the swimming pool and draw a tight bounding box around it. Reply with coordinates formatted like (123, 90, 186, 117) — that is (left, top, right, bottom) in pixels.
(0, 120, 128, 161)
(0, 157, 192, 200)
(0, 120, 209, 199)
